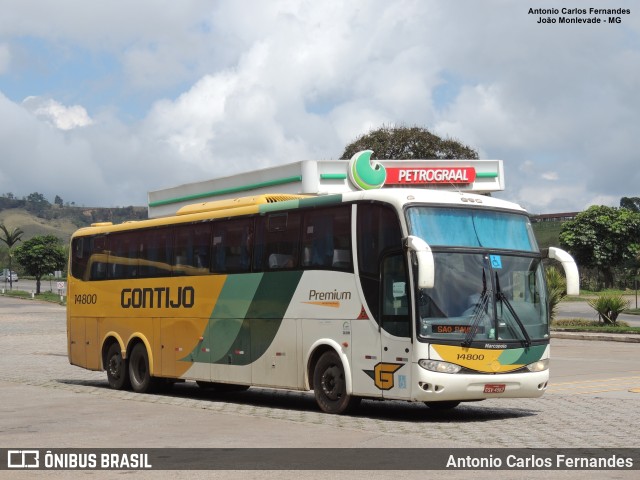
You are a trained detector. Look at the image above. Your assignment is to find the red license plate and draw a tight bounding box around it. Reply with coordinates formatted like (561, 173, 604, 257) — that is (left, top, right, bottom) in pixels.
(484, 384, 506, 394)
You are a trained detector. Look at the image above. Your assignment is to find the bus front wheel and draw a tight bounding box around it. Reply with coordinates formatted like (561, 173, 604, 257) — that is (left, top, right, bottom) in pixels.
(129, 343, 152, 393)
(313, 350, 360, 414)
(105, 343, 130, 390)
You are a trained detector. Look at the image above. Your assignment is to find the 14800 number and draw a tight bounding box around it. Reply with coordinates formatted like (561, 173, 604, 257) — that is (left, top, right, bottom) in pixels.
(74, 294, 97, 305)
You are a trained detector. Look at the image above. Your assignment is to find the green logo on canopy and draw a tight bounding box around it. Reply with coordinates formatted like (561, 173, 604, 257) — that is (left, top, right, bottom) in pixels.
(348, 150, 386, 190)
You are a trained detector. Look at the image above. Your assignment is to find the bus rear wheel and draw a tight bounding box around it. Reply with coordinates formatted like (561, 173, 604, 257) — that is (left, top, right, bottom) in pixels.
(105, 343, 130, 390)
(313, 350, 360, 414)
(129, 343, 153, 393)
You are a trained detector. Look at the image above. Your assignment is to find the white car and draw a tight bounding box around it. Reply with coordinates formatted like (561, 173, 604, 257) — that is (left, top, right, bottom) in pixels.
(1, 270, 18, 282)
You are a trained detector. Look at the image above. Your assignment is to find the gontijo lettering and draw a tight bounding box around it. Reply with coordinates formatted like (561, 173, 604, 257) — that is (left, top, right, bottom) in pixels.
(120, 286, 194, 309)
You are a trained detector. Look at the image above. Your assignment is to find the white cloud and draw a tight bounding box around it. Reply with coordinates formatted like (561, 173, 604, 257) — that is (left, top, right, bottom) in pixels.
(0, 0, 638, 213)
(22, 97, 93, 130)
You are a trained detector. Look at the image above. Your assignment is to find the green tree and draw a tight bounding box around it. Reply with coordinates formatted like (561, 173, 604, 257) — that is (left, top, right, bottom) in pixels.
(340, 125, 479, 160)
(25, 192, 51, 216)
(620, 196, 640, 212)
(0, 224, 24, 290)
(14, 235, 66, 294)
(559, 206, 640, 288)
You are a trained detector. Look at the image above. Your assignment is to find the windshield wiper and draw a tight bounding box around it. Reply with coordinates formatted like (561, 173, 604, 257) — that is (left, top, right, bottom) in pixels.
(462, 269, 489, 347)
(495, 273, 531, 347)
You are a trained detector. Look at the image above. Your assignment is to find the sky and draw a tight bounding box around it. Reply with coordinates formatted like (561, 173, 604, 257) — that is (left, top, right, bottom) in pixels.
(0, 0, 638, 214)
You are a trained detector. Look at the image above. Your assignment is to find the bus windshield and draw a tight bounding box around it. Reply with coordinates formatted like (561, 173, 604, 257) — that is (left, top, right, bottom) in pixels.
(406, 207, 547, 344)
(406, 206, 538, 251)
(415, 252, 548, 343)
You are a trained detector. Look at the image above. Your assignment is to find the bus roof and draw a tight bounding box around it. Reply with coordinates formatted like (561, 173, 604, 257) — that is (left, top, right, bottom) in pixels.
(147, 151, 505, 218)
(74, 188, 525, 239)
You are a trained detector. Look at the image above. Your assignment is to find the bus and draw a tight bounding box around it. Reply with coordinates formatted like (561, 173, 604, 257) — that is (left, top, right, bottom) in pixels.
(67, 151, 579, 414)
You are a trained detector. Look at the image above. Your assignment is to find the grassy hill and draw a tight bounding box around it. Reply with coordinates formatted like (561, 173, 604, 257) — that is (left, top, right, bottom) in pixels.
(0, 208, 80, 244)
(1, 200, 147, 273)
(0, 199, 147, 246)
(531, 220, 565, 249)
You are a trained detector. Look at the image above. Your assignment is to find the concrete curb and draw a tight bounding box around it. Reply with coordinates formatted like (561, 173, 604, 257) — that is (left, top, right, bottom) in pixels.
(551, 331, 640, 343)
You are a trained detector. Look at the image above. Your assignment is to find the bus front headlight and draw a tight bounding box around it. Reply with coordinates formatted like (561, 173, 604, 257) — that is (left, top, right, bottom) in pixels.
(419, 359, 462, 374)
(526, 359, 549, 372)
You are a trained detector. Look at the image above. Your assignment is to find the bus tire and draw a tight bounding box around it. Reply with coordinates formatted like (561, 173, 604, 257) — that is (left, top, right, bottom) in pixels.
(105, 342, 130, 390)
(424, 401, 460, 410)
(313, 350, 360, 414)
(129, 343, 152, 393)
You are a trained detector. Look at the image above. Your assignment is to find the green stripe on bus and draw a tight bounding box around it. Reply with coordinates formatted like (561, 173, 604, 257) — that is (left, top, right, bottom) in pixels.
(185, 271, 304, 366)
(214, 271, 303, 365)
(497, 345, 546, 365)
(298, 194, 343, 208)
(245, 271, 304, 364)
(148, 176, 304, 207)
(183, 274, 263, 364)
(258, 194, 343, 213)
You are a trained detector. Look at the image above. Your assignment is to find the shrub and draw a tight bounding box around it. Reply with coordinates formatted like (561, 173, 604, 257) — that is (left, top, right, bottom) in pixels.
(546, 266, 567, 321)
(587, 294, 630, 325)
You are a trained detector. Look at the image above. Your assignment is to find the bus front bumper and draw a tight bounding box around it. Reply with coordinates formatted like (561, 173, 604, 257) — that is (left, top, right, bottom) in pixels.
(411, 363, 550, 402)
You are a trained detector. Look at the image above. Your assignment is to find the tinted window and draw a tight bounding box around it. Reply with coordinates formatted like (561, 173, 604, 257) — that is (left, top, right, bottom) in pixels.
(173, 224, 211, 276)
(108, 232, 140, 279)
(212, 219, 253, 273)
(253, 213, 301, 270)
(302, 205, 352, 270)
(139, 228, 173, 278)
(357, 203, 402, 278)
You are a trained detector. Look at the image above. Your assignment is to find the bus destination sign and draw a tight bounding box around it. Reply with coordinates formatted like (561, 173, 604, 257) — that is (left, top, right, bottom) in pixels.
(433, 324, 484, 334)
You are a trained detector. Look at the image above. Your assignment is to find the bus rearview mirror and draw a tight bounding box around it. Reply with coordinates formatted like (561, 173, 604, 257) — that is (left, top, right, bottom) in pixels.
(546, 247, 580, 296)
(406, 236, 435, 289)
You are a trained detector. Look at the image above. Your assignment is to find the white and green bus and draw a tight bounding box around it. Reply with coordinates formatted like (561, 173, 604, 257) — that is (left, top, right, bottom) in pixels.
(68, 151, 578, 414)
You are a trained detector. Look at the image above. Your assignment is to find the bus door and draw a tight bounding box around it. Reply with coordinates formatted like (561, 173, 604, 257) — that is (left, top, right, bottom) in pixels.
(378, 252, 412, 400)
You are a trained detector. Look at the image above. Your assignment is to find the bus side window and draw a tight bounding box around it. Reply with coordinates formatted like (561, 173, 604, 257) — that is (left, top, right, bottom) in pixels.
(302, 205, 352, 270)
(254, 213, 301, 270)
(174, 224, 211, 276)
(108, 232, 139, 279)
(212, 219, 253, 273)
(139, 228, 173, 278)
(89, 235, 109, 280)
(71, 238, 87, 280)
